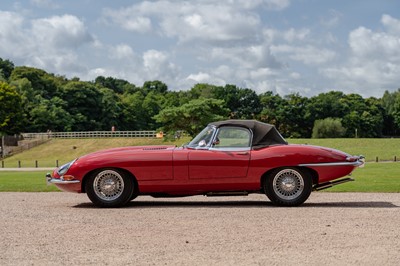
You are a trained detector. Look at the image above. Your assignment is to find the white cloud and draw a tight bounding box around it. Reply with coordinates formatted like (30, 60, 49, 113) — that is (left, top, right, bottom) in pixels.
(381, 14, 400, 35)
(0, 11, 27, 57)
(103, 1, 262, 43)
(322, 14, 400, 96)
(110, 44, 135, 60)
(271, 45, 336, 65)
(30, 0, 59, 9)
(31, 15, 93, 49)
(263, 28, 310, 43)
(142, 49, 179, 82)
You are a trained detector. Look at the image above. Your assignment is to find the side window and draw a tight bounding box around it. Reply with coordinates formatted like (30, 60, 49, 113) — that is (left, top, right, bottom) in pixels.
(213, 127, 251, 148)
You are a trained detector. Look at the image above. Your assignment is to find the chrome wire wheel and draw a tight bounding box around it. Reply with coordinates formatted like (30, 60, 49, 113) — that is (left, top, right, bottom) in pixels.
(93, 170, 125, 201)
(272, 169, 305, 201)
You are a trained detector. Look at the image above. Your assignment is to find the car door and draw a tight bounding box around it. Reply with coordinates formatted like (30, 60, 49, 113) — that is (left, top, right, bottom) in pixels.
(188, 126, 251, 179)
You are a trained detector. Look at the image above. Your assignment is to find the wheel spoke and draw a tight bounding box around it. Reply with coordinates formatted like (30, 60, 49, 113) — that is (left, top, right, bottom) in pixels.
(93, 170, 125, 201)
(272, 169, 304, 201)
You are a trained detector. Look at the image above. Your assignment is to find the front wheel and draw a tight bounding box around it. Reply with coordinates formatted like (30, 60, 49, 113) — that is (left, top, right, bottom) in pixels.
(264, 167, 312, 207)
(85, 169, 134, 208)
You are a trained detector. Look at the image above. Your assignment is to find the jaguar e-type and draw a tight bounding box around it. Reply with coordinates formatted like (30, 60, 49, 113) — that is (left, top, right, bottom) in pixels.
(47, 120, 364, 207)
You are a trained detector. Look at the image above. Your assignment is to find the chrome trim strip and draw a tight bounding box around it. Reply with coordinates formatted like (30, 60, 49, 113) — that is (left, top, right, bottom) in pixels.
(47, 178, 80, 185)
(298, 161, 364, 167)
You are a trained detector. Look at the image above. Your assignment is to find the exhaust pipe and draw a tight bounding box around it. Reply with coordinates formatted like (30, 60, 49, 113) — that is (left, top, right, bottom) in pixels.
(313, 177, 354, 191)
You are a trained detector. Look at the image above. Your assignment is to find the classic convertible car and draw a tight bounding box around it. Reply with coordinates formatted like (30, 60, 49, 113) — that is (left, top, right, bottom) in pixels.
(47, 120, 364, 207)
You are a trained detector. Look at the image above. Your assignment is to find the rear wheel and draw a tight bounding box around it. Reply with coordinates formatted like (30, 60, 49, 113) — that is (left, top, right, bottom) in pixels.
(85, 169, 134, 208)
(264, 167, 312, 207)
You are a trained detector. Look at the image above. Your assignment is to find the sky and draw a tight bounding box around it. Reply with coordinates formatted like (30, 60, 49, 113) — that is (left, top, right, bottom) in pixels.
(0, 0, 400, 98)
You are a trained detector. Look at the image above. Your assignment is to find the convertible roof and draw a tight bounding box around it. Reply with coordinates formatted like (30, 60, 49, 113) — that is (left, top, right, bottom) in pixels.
(209, 120, 287, 147)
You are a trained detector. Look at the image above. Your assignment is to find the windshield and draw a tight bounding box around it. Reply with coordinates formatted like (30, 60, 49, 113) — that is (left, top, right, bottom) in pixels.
(187, 126, 216, 148)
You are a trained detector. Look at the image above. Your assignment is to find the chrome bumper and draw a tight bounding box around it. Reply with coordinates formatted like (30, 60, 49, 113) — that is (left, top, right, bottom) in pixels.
(46, 173, 80, 185)
(299, 156, 365, 168)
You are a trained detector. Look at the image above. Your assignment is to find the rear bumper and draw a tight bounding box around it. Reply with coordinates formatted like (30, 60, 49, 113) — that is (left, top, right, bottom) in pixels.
(299, 155, 365, 168)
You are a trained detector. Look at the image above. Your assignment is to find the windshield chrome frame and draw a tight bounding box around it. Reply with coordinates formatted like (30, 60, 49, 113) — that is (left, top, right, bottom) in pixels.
(186, 125, 217, 150)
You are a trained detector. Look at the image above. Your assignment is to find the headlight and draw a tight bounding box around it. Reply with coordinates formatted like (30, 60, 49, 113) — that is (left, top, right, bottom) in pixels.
(57, 159, 77, 176)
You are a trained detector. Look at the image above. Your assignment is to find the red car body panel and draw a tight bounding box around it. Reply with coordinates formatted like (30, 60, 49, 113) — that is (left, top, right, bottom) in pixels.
(51, 143, 359, 194)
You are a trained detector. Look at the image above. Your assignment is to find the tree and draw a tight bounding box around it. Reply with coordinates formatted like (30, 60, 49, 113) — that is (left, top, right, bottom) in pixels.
(0, 58, 14, 81)
(10, 66, 57, 99)
(143, 80, 168, 94)
(306, 91, 348, 121)
(258, 91, 286, 127)
(312, 118, 346, 138)
(59, 81, 104, 131)
(28, 96, 73, 132)
(341, 94, 384, 137)
(0, 82, 23, 134)
(278, 93, 311, 138)
(212, 84, 262, 119)
(119, 91, 147, 130)
(95, 76, 134, 94)
(381, 89, 400, 136)
(154, 98, 229, 136)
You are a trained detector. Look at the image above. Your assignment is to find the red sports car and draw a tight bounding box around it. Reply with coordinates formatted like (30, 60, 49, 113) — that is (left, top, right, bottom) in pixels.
(47, 120, 364, 207)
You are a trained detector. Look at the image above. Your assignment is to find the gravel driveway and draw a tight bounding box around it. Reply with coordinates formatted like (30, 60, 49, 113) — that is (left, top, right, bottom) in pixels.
(0, 192, 399, 265)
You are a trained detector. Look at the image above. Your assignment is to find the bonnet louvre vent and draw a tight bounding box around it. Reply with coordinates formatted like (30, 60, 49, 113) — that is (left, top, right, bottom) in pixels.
(142, 147, 168, 150)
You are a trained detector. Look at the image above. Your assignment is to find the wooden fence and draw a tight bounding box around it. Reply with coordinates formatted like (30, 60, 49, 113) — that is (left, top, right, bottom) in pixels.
(22, 131, 158, 139)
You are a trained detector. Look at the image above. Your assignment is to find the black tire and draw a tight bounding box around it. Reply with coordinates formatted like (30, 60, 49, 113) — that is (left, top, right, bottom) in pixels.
(85, 168, 134, 208)
(264, 167, 312, 207)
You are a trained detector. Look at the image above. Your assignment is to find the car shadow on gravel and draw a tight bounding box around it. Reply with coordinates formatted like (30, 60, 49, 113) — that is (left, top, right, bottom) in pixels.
(304, 201, 398, 208)
(72, 200, 398, 209)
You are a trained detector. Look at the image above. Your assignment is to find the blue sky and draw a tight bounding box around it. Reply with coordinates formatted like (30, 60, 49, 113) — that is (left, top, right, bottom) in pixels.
(0, 0, 399, 97)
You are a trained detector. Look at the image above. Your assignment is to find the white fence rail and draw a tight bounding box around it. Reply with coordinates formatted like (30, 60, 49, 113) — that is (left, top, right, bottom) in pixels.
(22, 131, 158, 139)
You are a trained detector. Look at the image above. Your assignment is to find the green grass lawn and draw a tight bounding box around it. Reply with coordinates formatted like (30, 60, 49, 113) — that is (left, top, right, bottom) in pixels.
(289, 138, 399, 162)
(0, 162, 398, 193)
(0, 171, 59, 192)
(325, 162, 400, 192)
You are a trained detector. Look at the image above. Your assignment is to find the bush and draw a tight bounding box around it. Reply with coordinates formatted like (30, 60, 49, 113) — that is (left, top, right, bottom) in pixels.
(312, 118, 346, 138)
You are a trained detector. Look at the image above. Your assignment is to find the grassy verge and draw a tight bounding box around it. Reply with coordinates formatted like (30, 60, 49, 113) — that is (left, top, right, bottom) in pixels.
(325, 162, 400, 192)
(0, 171, 59, 192)
(0, 162, 398, 193)
(288, 138, 399, 162)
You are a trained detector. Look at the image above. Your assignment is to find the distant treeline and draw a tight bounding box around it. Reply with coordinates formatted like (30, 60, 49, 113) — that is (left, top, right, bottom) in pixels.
(0, 57, 399, 138)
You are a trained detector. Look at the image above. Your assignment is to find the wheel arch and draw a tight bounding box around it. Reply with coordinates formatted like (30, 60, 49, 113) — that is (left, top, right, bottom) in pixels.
(81, 167, 139, 194)
(260, 166, 318, 192)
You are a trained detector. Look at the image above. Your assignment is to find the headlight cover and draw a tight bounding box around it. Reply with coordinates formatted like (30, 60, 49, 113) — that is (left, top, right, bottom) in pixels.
(57, 159, 77, 176)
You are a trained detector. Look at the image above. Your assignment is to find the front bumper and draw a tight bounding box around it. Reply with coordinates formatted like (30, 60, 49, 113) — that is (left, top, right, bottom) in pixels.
(46, 173, 80, 185)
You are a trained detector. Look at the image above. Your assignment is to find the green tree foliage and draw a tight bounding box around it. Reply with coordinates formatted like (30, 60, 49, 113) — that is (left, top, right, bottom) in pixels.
(59, 81, 105, 131)
(154, 98, 229, 136)
(212, 84, 262, 119)
(258, 91, 286, 128)
(381, 89, 400, 135)
(0, 82, 23, 134)
(10, 66, 57, 99)
(0, 58, 14, 80)
(279, 93, 311, 138)
(306, 91, 348, 121)
(143, 80, 168, 94)
(312, 118, 346, 138)
(341, 94, 384, 137)
(95, 76, 135, 94)
(28, 97, 73, 132)
(1, 59, 398, 138)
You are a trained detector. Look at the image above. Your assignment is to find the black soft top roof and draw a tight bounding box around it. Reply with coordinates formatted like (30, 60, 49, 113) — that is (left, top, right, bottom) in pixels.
(209, 120, 287, 147)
